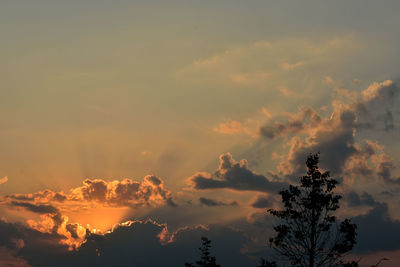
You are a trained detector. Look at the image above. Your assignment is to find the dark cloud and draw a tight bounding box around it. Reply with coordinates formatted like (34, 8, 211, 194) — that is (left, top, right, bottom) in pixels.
(10, 201, 60, 214)
(199, 197, 238, 207)
(258, 80, 400, 185)
(0, 247, 31, 267)
(346, 191, 378, 207)
(383, 110, 394, 131)
(5, 190, 67, 203)
(357, 80, 399, 131)
(259, 125, 277, 139)
(259, 108, 321, 139)
(352, 202, 400, 253)
(0, 218, 255, 267)
(1, 197, 397, 267)
(6, 201, 67, 235)
(380, 191, 394, 196)
(0, 219, 70, 267)
(0, 176, 176, 251)
(278, 109, 357, 178)
(169, 223, 252, 267)
(187, 152, 287, 193)
(0, 79, 399, 266)
(264, 81, 400, 188)
(250, 195, 273, 209)
(377, 154, 400, 184)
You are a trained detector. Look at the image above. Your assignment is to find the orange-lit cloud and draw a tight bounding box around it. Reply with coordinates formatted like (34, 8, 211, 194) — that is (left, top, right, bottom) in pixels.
(69, 175, 173, 207)
(361, 80, 393, 102)
(281, 61, 304, 70)
(261, 80, 400, 185)
(0, 176, 8, 185)
(279, 86, 308, 98)
(259, 107, 322, 139)
(213, 120, 243, 134)
(213, 107, 274, 139)
(0, 175, 175, 250)
(4, 175, 173, 209)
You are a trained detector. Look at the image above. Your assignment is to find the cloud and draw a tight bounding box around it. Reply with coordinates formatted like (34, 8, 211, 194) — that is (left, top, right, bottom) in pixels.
(5, 190, 67, 203)
(352, 202, 400, 253)
(0, 247, 31, 267)
(274, 108, 358, 177)
(325, 76, 334, 84)
(361, 80, 394, 102)
(3, 201, 72, 242)
(176, 37, 358, 94)
(0, 218, 69, 266)
(199, 197, 238, 207)
(262, 80, 400, 185)
(279, 86, 309, 99)
(383, 110, 394, 131)
(187, 152, 287, 193)
(259, 108, 321, 139)
(341, 140, 382, 183)
(70, 175, 173, 207)
(346, 191, 378, 207)
(213, 107, 273, 138)
(250, 194, 274, 209)
(10, 201, 60, 215)
(0, 218, 254, 267)
(231, 71, 270, 85)
(357, 79, 399, 131)
(281, 61, 304, 70)
(213, 120, 243, 135)
(0, 175, 175, 250)
(0, 76, 399, 266)
(0, 176, 8, 185)
(4, 175, 173, 209)
(376, 153, 400, 184)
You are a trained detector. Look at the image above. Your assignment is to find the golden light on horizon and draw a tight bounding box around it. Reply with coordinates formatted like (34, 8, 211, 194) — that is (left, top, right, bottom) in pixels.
(67, 206, 131, 232)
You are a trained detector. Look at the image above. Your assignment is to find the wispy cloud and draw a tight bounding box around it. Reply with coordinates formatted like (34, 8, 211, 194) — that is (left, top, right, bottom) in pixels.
(0, 176, 8, 185)
(213, 120, 243, 134)
(281, 61, 304, 70)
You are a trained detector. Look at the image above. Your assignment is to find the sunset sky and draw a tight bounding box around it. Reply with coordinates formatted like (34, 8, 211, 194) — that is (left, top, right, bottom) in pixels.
(1, 1, 400, 266)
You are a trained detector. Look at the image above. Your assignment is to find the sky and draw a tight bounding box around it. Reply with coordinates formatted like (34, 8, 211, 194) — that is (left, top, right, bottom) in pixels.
(0, 1, 400, 266)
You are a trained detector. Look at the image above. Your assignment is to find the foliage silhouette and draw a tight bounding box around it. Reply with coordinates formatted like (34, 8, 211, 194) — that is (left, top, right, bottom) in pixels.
(341, 257, 389, 267)
(185, 236, 221, 267)
(268, 153, 357, 267)
(258, 258, 277, 267)
(341, 260, 360, 267)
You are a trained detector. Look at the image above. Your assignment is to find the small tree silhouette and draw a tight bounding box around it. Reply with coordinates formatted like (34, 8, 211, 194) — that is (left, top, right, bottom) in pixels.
(268, 153, 357, 266)
(258, 258, 277, 267)
(185, 236, 221, 267)
(342, 257, 389, 267)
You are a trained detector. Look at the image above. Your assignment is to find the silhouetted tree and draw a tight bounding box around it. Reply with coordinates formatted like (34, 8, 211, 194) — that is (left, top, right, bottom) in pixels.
(341, 257, 389, 267)
(268, 153, 357, 267)
(341, 259, 360, 267)
(185, 237, 221, 267)
(258, 258, 277, 267)
(372, 258, 390, 266)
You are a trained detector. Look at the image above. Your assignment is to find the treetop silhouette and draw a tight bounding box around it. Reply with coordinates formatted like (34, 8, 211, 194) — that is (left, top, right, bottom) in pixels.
(185, 236, 221, 267)
(268, 153, 357, 267)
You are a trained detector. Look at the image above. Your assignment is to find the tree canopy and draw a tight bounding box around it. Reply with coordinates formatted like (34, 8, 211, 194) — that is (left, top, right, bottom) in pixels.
(185, 237, 221, 267)
(268, 153, 357, 266)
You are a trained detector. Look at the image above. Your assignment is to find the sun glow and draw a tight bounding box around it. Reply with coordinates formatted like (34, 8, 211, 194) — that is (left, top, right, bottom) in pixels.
(68, 207, 131, 232)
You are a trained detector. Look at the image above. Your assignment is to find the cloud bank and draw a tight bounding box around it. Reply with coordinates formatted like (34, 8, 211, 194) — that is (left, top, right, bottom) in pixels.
(187, 152, 287, 193)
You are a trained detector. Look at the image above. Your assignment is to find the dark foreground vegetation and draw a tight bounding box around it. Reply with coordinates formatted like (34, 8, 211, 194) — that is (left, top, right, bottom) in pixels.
(186, 153, 389, 267)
